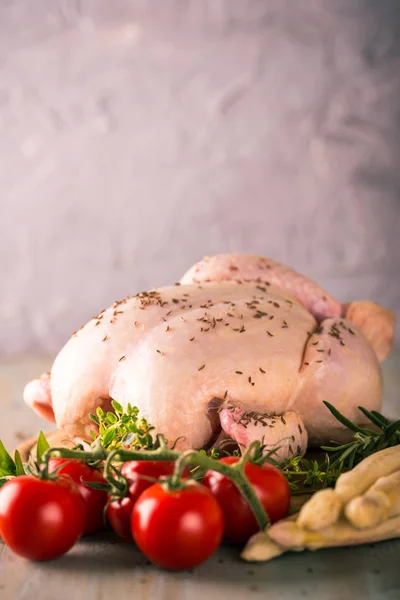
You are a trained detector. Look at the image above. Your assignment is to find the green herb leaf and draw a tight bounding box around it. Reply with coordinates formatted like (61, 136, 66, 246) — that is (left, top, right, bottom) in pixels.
(111, 400, 124, 414)
(89, 413, 100, 425)
(385, 420, 400, 438)
(102, 428, 117, 447)
(36, 431, 50, 462)
(0, 440, 16, 477)
(14, 450, 25, 476)
(106, 412, 118, 424)
(0, 478, 8, 488)
(357, 406, 385, 430)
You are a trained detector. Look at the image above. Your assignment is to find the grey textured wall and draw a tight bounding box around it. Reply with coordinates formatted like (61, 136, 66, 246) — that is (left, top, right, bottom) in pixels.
(1, 0, 399, 355)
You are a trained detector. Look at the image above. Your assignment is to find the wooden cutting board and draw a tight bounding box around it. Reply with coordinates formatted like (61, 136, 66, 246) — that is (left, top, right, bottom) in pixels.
(16, 429, 72, 462)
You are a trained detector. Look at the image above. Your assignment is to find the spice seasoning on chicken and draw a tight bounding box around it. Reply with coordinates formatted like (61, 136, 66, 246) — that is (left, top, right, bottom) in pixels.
(253, 310, 268, 319)
(198, 364, 206, 371)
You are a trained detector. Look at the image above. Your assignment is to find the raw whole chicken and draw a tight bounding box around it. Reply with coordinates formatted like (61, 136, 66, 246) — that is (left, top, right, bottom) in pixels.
(24, 255, 395, 462)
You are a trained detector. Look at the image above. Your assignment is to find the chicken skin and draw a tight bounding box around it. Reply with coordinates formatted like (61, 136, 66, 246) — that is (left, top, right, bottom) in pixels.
(24, 255, 395, 462)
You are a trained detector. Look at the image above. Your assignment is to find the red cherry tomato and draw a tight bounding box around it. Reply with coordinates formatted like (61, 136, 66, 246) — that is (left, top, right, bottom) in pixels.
(107, 460, 177, 542)
(107, 495, 135, 542)
(48, 458, 107, 535)
(121, 460, 178, 497)
(132, 481, 224, 570)
(0, 475, 85, 560)
(203, 457, 290, 543)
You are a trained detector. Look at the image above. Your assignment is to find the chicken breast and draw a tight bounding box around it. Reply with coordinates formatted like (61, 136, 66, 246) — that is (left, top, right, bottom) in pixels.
(110, 285, 315, 451)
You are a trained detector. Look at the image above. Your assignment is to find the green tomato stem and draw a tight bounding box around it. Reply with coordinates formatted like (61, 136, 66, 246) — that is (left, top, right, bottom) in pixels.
(41, 441, 270, 531)
(41, 445, 108, 478)
(171, 443, 269, 530)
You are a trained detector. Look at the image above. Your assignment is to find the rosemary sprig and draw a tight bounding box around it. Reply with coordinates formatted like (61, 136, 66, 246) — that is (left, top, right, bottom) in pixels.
(321, 401, 400, 468)
(274, 402, 400, 492)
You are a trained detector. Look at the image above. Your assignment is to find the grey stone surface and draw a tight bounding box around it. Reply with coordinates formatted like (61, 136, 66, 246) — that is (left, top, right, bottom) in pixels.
(0, 354, 399, 598)
(1, 0, 399, 354)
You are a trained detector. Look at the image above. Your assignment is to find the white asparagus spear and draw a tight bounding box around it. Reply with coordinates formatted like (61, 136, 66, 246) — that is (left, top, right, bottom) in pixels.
(241, 532, 286, 562)
(345, 470, 400, 529)
(241, 515, 400, 562)
(335, 446, 400, 503)
(297, 488, 342, 531)
(268, 514, 400, 551)
(297, 446, 400, 531)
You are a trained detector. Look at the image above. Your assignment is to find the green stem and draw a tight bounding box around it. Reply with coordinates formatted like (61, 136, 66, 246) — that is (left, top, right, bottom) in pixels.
(170, 442, 269, 530)
(41, 442, 269, 531)
(103, 446, 181, 494)
(41, 445, 108, 477)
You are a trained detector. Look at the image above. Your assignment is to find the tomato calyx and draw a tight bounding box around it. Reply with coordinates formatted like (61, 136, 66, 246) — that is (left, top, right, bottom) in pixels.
(242, 442, 283, 468)
(157, 474, 191, 493)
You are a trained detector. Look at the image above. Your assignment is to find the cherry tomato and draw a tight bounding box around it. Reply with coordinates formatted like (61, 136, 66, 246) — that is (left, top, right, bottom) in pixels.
(132, 481, 223, 570)
(48, 458, 107, 535)
(107, 495, 135, 542)
(107, 460, 177, 542)
(0, 475, 85, 560)
(121, 460, 178, 498)
(203, 457, 290, 543)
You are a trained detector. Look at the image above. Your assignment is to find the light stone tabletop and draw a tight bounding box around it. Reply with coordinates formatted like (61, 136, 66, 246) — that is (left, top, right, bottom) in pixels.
(0, 355, 399, 600)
